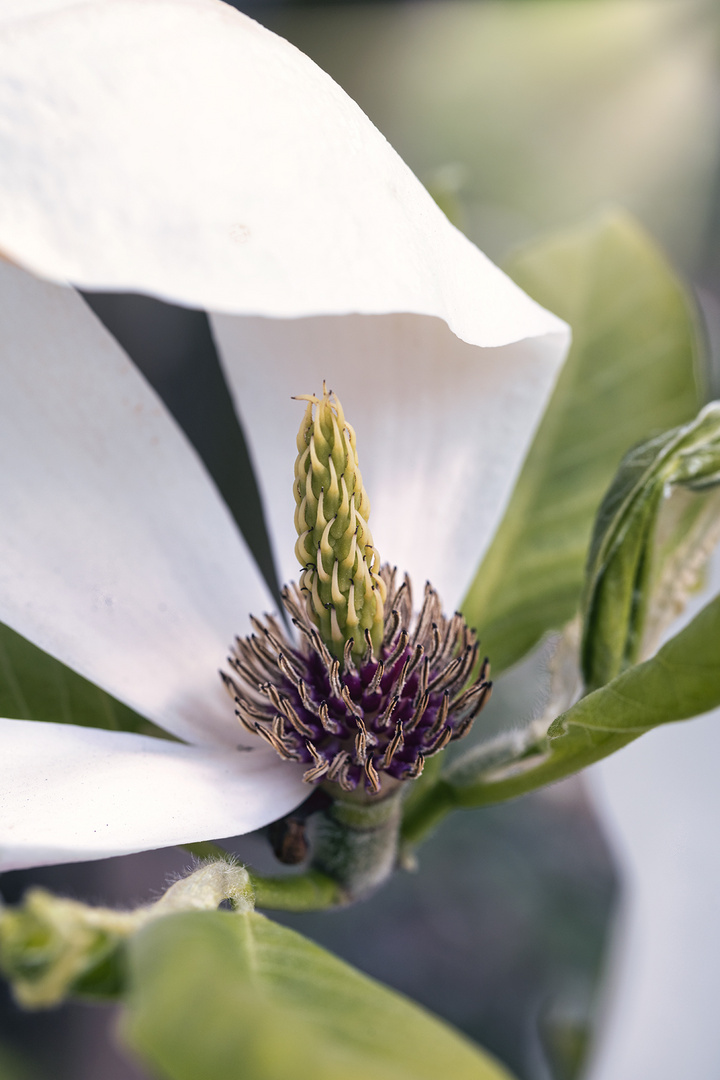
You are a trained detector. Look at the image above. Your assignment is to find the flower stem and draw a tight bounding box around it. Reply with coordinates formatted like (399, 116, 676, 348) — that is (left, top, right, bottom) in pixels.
(247, 789, 405, 909)
(400, 779, 458, 848)
(310, 789, 403, 902)
(247, 869, 347, 911)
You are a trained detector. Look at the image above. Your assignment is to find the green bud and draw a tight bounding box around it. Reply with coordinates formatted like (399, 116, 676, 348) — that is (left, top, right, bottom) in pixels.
(293, 384, 386, 659)
(0, 862, 253, 1009)
(0, 888, 130, 1007)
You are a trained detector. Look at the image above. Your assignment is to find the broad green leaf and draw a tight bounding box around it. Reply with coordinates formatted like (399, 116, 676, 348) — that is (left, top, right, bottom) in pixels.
(582, 402, 720, 689)
(121, 910, 516, 1080)
(403, 589, 720, 828)
(463, 212, 701, 675)
(0, 620, 166, 738)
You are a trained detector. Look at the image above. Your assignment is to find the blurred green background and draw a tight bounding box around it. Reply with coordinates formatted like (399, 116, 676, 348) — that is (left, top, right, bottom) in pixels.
(262, 0, 718, 274)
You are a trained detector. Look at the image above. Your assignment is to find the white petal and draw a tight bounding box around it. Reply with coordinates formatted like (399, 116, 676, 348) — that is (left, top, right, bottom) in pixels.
(213, 314, 567, 611)
(0, 0, 79, 19)
(0, 0, 564, 340)
(0, 259, 271, 747)
(586, 550, 720, 1078)
(0, 718, 306, 871)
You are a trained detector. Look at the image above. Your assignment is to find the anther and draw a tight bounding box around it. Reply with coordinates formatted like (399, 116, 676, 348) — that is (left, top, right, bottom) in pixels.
(405, 690, 430, 732)
(327, 750, 351, 783)
(341, 685, 363, 719)
(384, 628, 409, 669)
(343, 637, 356, 671)
(425, 726, 452, 756)
(377, 693, 400, 729)
(364, 756, 381, 794)
(319, 702, 343, 736)
(406, 753, 425, 780)
(329, 659, 343, 699)
(367, 662, 385, 694)
(281, 699, 315, 739)
(381, 721, 405, 768)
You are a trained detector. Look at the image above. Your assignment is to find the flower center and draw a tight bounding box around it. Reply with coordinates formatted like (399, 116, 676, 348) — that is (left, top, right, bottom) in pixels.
(222, 567, 491, 796)
(221, 384, 492, 796)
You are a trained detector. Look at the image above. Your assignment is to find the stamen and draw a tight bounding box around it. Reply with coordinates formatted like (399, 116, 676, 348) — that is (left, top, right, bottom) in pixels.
(329, 659, 343, 699)
(384, 628, 410, 669)
(416, 656, 430, 698)
(425, 726, 452, 756)
(305, 741, 326, 767)
(303, 760, 330, 783)
(426, 691, 450, 737)
(426, 623, 442, 664)
(367, 662, 385, 694)
(362, 629, 374, 664)
(397, 644, 424, 694)
(354, 723, 368, 765)
(426, 655, 463, 695)
(364, 756, 381, 794)
(405, 690, 430, 733)
(382, 608, 400, 647)
(220, 671, 241, 700)
(406, 753, 425, 780)
(319, 702, 343, 736)
(377, 693, 400, 729)
(234, 705, 260, 736)
(381, 721, 405, 768)
(254, 723, 294, 759)
(341, 685, 363, 720)
(225, 563, 491, 801)
(327, 750, 351, 782)
(277, 652, 304, 685)
(280, 699, 315, 739)
(343, 637, 356, 671)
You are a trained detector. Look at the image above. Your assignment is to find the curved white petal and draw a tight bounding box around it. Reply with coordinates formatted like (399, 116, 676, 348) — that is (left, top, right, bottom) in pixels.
(0, 259, 271, 747)
(213, 314, 567, 611)
(586, 550, 720, 1078)
(0, 718, 306, 871)
(0, 0, 563, 342)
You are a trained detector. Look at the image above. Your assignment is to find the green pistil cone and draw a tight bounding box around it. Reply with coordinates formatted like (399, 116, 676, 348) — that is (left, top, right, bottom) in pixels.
(294, 385, 386, 660)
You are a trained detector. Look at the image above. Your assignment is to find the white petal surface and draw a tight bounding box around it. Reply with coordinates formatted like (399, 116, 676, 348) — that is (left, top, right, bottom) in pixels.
(0, 0, 76, 18)
(0, 0, 564, 342)
(213, 313, 567, 612)
(0, 718, 306, 871)
(586, 551, 720, 1079)
(0, 260, 271, 747)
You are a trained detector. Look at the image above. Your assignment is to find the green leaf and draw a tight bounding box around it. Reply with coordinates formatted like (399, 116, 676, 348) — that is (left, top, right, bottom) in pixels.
(403, 588, 720, 827)
(121, 910, 516, 1080)
(582, 402, 720, 689)
(0, 620, 167, 738)
(462, 212, 701, 675)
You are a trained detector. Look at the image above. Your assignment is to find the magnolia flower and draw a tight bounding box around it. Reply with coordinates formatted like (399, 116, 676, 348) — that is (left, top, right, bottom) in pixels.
(0, 0, 568, 872)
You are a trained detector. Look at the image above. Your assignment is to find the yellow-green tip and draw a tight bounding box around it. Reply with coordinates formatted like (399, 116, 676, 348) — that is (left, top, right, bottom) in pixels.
(293, 383, 386, 660)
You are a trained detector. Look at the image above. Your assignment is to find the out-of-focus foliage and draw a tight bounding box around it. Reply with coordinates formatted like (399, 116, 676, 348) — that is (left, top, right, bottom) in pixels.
(267, 0, 719, 271)
(463, 212, 701, 673)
